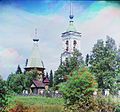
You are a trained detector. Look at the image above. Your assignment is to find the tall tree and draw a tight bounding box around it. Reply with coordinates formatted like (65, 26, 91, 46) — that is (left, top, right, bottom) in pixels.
(54, 49, 84, 85)
(0, 75, 2, 80)
(49, 70, 53, 87)
(85, 54, 89, 66)
(116, 46, 120, 91)
(89, 36, 117, 94)
(16, 65, 22, 74)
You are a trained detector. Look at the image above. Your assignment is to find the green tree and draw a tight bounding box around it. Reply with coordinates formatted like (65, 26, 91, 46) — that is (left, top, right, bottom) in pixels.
(116, 46, 120, 91)
(7, 70, 37, 94)
(60, 67, 97, 111)
(54, 50, 84, 85)
(49, 70, 53, 87)
(0, 75, 2, 80)
(7, 73, 23, 94)
(16, 65, 22, 74)
(85, 54, 89, 66)
(0, 76, 10, 112)
(24, 70, 37, 89)
(89, 36, 117, 94)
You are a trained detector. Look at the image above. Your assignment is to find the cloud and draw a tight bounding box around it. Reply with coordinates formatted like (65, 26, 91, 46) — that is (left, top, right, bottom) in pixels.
(0, 47, 23, 79)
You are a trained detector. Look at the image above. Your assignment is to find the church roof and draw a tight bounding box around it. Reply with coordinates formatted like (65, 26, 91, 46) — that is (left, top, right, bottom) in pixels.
(32, 80, 45, 88)
(43, 77, 50, 83)
(26, 39, 44, 68)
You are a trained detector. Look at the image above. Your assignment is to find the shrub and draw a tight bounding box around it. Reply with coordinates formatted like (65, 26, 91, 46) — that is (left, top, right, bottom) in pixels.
(60, 67, 97, 111)
(0, 79, 10, 112)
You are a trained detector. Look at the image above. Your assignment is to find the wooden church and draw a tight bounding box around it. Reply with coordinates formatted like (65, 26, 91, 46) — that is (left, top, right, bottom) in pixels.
(24, 29, 49, 95)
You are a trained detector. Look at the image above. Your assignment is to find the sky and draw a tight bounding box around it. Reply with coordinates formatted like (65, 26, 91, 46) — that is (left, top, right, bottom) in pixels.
(0, 0, 120, 80)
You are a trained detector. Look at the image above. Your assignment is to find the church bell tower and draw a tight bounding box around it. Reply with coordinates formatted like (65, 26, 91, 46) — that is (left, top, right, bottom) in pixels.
(61, 2, 81, 63)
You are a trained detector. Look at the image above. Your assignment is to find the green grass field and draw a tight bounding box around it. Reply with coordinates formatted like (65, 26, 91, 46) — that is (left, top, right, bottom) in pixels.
(14, 96, 64, 106)
(9, 96, 64, 112)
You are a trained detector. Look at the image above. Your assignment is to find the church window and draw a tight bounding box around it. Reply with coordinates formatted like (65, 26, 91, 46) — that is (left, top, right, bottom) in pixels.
(66, 46, 68, 51)
(66, 40, 69, 45)
(73, 40, 77, 45)
(73, 40, 77, 50)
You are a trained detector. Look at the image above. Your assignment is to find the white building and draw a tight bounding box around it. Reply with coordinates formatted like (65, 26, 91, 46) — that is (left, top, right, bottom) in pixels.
(61, 3, 81, 63)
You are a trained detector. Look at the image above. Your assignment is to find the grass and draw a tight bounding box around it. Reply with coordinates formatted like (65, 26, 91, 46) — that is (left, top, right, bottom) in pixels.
(14, 96, 64, 106)
(9, 96, 64, 112)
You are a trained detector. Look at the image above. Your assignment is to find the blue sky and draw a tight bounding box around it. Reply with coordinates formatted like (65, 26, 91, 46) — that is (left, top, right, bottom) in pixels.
(0, 0, 120, 79)
(0, 0, 93, 14)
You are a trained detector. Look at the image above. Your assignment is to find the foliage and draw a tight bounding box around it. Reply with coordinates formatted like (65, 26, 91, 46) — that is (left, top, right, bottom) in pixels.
(7, 70, 37, 94)
(0, 77, 10, 112)
(60, 67, 97, 107)
(24, 70, 37, 89)
(0, 75, 2, 80)
(89, 36, 118, 94)
(49, 70, 53, 87)
(15, 65, 22, 74)
(62, 95, 119, 112)
(85, 54, 89, 66)
(59, 66, 119, 112)
(54, 49, 84, 85)
(116, 46, 120, 91)
(7, 73, 24, 94)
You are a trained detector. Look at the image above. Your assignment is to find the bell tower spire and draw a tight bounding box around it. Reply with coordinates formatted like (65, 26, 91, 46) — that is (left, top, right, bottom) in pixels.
(61, 1, 81, 63)
(69, 2, 74, 20)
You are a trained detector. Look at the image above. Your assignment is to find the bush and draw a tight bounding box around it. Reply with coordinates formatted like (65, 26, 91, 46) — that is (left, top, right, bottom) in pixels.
(60, 67, 97, 111)
(62, 95, 118, 112)
(0, 79, 10, 112)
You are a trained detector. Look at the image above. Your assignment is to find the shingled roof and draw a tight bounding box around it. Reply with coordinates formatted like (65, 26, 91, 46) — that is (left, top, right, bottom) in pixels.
(32, 80, 45, 88)
(26, 39, 44, 68)
(43, 77, 50, 83)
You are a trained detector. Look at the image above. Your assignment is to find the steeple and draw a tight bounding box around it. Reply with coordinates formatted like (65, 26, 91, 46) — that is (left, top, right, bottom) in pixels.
(69, 2, 74, 21)
(33, 28, 39, 42)
(67, 2, 76, 32)
(25, 29, 44, 69)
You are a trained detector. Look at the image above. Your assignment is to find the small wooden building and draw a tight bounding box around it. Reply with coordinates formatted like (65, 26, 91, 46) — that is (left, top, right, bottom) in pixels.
(31, 80, 45, 95)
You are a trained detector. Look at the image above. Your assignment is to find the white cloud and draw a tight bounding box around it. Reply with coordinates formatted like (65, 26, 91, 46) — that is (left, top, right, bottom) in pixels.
(0, 47, 23, 79)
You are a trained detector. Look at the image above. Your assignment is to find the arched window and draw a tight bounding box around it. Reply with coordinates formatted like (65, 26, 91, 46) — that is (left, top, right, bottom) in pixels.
(66, 40, 69, 51)
(66, 46, 68, 51)
(73, 40, 77, 50)
(73, 40, 77, 45)
(66, 40, 69, 45)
